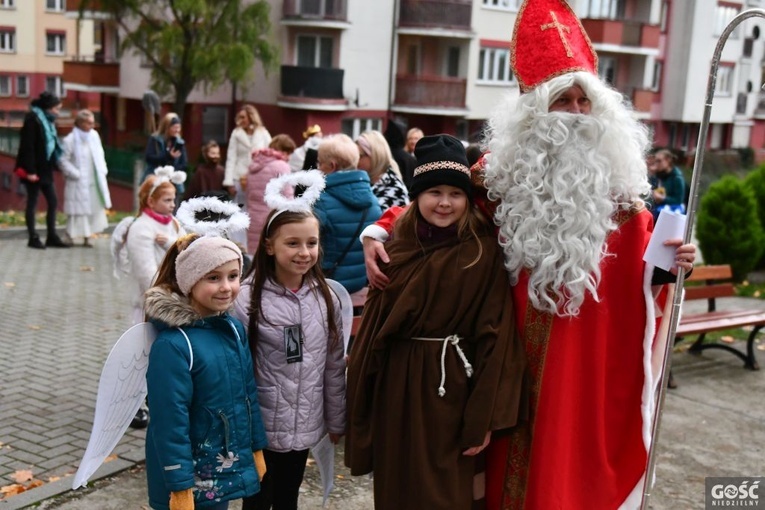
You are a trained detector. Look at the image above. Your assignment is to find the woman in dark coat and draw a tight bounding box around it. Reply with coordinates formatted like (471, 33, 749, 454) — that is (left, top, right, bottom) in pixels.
(15, 91, 68, 249)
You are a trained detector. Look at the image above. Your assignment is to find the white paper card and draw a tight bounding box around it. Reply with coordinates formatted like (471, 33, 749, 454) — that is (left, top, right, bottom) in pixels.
(643, 209, 687, 272)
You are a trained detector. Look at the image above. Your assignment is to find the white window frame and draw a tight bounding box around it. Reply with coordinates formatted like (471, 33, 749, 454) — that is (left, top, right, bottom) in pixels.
(715, 65, 734, 96)
(477, 47, 515, 85)
(16, 75, 28, 97)
(0, 30, 15, 53)
(46, 32, 66, 55)
(481, 0, 520, 11)
(0, 0, 15, 9)
(45, 0, 65, 12)
(342, 118, 383, 140)
(45, 76, 63, 97)
(296, 34, 333, 68)
(0, 75, 11, 97)
(715, 5, 740, 39)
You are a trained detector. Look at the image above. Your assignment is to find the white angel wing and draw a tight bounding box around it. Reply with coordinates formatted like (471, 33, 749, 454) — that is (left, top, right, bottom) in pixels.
(326, 279, 353, 355)
(72, 322, 157, 489)
(310, 434, 335, 507)
(110, 216, 135, 279)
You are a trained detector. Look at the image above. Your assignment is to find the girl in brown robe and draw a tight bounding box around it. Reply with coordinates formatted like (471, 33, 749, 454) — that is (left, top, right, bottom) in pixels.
(345, 135, 526, 510)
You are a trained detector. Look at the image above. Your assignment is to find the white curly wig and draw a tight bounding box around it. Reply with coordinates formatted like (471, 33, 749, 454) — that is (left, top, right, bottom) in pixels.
(484, 72, 652, 316)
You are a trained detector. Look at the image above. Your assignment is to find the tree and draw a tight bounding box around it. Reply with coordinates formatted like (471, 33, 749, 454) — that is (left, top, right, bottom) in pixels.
(80, 0, 278, 115)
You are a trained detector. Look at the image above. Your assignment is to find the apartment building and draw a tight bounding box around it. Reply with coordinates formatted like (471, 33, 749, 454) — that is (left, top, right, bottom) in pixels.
(60, 0, 765, 160)
(0, 0, 96, 128)
(658, 0, 765, 158)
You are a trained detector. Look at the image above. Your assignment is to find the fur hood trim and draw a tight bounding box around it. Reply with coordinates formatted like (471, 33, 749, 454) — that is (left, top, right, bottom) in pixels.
(144, 286, 202, 327)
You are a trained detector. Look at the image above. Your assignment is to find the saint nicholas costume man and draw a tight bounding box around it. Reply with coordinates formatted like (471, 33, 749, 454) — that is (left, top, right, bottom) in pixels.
(481, 0, 676, 508)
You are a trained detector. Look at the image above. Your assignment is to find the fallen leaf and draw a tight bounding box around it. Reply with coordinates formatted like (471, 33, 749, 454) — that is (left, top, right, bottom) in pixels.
(104, 454, 118, 463)
(336, 474, 344, 479)
(721, 336, 735, 344)
(28, 325, 41, 331)
(755, 291, 762, 298)
(11, 470, 33, 483)
(0, 484, 26, 497)
(80, 266, 95, 272)
(47, 476, 60, 483)
(3, 282, 15, 288)
(26, 480, 43, 489)
(305, 458, 315, 466)
(757, 344, 765, 351)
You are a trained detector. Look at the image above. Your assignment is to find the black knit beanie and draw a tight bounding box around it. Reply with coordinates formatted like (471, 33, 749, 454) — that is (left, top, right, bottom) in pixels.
(409, 134, 472, 199)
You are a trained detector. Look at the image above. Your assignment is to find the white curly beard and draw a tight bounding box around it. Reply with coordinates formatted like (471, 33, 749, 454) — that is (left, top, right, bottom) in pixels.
(485, 73, 652, 317)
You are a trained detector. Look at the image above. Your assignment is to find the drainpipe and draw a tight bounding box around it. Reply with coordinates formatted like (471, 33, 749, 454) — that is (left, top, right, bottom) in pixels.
(387, 0, 400, 122)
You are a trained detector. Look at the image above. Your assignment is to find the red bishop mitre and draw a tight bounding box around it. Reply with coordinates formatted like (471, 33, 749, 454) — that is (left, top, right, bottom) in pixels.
(511, 0, 598, 92)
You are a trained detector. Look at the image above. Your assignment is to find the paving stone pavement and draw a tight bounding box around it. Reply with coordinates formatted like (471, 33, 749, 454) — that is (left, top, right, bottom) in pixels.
(1, 230, 764, 509)
(0, 234, 143, 500)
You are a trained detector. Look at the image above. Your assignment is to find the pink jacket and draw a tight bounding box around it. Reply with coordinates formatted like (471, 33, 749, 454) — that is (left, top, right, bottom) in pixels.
(247, 148, 292, 252)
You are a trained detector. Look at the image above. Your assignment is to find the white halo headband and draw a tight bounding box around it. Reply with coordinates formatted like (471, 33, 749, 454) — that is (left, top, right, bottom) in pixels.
(149, 165, 187, 196)
(264, 169, 326, 234)
(176, 196, 250, 238)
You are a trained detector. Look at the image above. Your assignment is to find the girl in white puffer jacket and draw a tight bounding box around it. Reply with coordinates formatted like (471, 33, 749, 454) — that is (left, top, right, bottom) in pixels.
(232, 206, 345, 510)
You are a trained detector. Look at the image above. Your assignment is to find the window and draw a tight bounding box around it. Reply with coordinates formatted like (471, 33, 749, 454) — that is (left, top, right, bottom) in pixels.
(0, 75, 10, 97)
(0, 0, 15, 8)
(446, 47, 460, 77)
(202, 106, 228, 145)
(586, 0, 625, 19)
(341, 118, 382, 139)
(477, 47, 514, 84)
(0, 29, 15, 53)
(46, 76, 62, 97)
(715, 5, 740, 38)
(46, 0, 65, 12)
(660, 1, 669, 32)
(16, 75, 28, 97)
(46, 32, 66, 55)
(296, 35, 333, 68)
(598, 56, 617, 85)
(715, 65, 734, 95)
(651, 61, 662, 91)
(482, 0, 520, 11)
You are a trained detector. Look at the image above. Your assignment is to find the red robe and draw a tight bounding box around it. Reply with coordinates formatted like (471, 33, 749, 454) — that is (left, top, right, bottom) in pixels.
(485, 206, 666, 509)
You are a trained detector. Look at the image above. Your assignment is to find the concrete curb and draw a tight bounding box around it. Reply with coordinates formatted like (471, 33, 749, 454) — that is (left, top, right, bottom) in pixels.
(0, 448, 144, 510)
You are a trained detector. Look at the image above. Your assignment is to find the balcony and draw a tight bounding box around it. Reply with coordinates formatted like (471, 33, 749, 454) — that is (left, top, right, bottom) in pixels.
(631, 88, 656, 113)
(65, 0, 112, 19)
(394, 74, 466, 109)
(282, 0, 348, 26)
(279, 65, 348, 110)
(581, 19, 660, 50)
(62, 59, 120, 93)
(399, 0, 472, 31)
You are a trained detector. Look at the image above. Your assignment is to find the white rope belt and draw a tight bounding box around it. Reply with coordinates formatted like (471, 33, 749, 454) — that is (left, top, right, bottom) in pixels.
(412, 334, 473, 397)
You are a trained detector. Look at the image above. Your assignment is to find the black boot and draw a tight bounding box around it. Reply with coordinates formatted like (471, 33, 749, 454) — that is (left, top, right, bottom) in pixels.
(130, 408, 149, 429)
(46, 234, 71, 248)
(28, 235, 45, 249)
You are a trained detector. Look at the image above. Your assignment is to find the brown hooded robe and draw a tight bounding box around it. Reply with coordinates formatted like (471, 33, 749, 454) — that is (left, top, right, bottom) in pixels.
(345, 225, 526, 510)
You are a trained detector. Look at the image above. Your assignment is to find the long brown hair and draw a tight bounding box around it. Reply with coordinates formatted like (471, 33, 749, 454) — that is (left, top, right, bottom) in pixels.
(392, 194, 491, 268)
(153, 233, 200, 295)
(243, 210, 340, 354)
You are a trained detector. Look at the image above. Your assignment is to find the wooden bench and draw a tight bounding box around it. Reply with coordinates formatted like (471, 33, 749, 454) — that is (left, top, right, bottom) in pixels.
(676, 264, 765, 370)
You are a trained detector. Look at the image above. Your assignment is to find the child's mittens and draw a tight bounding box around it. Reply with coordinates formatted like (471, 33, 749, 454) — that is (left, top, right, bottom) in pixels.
(253, 450, 267, 481)
(169, 488, 194, 510)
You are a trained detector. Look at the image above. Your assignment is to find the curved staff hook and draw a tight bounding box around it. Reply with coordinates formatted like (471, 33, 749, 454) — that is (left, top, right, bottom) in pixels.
(640, 8, 765, 510)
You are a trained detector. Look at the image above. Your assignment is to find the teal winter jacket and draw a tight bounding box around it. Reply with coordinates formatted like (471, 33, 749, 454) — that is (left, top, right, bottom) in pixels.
(143, 286, 268, 510)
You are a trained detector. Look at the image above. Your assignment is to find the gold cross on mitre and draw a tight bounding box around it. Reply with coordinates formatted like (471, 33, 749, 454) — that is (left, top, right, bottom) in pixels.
(540, 11, 573, 58)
